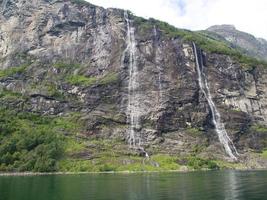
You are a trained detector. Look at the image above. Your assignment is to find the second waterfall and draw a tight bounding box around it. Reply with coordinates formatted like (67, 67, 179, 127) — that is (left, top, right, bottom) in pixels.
(192, 42, 239, 160)
(122, 11, 143, 149)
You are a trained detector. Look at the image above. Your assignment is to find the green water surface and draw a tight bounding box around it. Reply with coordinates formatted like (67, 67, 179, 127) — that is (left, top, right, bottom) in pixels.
(0, 170, 266, 200)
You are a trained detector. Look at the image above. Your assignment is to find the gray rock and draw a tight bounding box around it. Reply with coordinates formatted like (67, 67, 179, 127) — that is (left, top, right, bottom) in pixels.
(0, 0, 266, 164)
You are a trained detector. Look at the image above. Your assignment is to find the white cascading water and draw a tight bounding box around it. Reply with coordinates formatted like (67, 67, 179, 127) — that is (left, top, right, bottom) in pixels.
(123, 11, 148, 157)
(1, 0, 8, 12)
(192, 42, 239, 160)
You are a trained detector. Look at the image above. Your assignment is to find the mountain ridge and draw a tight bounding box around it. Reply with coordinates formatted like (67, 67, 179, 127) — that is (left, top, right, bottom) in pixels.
(206, 24, 267, 61)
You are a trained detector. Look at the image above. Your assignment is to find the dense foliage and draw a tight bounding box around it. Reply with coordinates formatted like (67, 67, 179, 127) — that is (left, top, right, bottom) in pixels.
(0, 108, 63, 172)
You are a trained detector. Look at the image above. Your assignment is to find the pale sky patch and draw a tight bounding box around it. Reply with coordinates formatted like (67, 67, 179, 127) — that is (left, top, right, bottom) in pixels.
(86, 0, 267, 40)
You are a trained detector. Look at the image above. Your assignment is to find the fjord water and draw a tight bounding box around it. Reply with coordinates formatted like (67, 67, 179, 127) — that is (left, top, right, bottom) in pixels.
(0, 171, 267, 200)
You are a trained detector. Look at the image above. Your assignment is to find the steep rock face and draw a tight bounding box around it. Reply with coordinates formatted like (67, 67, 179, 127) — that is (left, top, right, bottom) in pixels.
(0, 0, 266, 164)
(207, 25, 267, 61)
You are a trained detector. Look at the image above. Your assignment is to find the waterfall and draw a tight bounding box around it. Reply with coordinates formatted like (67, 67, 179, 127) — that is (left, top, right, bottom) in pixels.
(192, 42, 239, 160)
(1, 0, 8, 12)
(122, 11, 148, 157)
(124, 11, 140, 147)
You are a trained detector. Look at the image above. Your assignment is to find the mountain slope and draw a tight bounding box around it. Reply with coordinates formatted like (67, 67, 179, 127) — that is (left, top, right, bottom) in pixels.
(206, 25, 267, 61)
(0, 0, 266, 172)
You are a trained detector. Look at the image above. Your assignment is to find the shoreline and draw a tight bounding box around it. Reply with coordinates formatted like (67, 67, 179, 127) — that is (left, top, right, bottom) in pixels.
(0, 170, 194, 176)
(1, 168, 267, 176)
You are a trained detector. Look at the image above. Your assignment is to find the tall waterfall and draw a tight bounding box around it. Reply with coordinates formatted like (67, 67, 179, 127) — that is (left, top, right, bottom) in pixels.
(192, 42, 239, 160)
(123, 11, 143, 149)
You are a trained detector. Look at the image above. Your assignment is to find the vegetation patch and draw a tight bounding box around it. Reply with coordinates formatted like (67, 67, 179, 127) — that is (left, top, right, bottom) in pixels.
(0, 64, 29, 78)
(214, 160, 245, 169)
(262, 150, 267, 159)
(250, 125, 267, 133)
(186, 128, 203, 137)
(46, 83, 65, 100)
(0, 89, 25, 101)
(150, 154, 180, 170)
(98, 72, 119, 85)
(58, 159, 95, 172)
(0, 104, 254, 173)
(63, 138, 86, 155)
(66, 75, 98, 86)
(66, 72, 119, 87)
(180, 156, 219, 170)
(57, 139, 182, 172)
(0, 106, 85, 172)
(0, 108, 63, 172)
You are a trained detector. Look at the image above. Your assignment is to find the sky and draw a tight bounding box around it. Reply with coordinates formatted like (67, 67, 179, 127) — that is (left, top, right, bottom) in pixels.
(87, 0, 267, 40)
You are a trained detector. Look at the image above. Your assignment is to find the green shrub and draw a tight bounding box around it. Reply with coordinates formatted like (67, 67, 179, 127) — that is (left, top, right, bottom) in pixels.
(98, 72, 119, 85)
(44, 83, 65, 100)
(66, 75, 97, 86)
(0, 89, 24, 101)
(186, 128, 202, 137)
(58, 159, 94, 172)
(0, 108, 65, 172)
(250, 125, 267, 133)
(262, 150, 267, 159)
(99, 164, 117, 172)
(66, 72, 119, 87)
(185, 156, 219, 170)
(151, 154, 180, 170)
(0, 64, 28, 78)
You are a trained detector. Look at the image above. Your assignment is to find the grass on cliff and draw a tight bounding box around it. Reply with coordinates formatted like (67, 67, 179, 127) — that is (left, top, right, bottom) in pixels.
(66, 75, 98, 86)
(51, 61, 120, 87)
(185, 128, 203, 137)
(66, 72, 119, 87)
(250, 125, 267, 133)
(57, 136, 220, 172)
(0, 89, 25, 102)
(0, 64, 29, 78)
(58, 152, 222, 172)
(133, 15, 267, 68)
(262, 150, 267, 159)
(58, 153, 182, 172)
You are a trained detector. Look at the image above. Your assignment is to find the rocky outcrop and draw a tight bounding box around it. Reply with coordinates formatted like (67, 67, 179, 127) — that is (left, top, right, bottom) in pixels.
(0, 0, 266, 164)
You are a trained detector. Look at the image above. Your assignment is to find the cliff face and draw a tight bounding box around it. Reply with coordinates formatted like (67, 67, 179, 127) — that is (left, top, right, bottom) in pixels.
(207, 25, 267, 62)
(0, 0, 266, 169)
